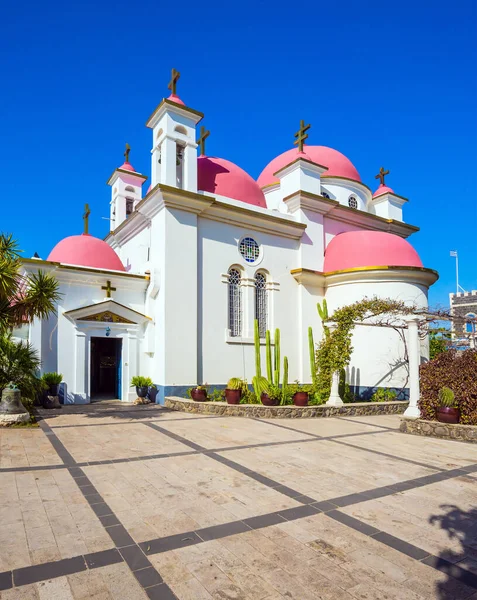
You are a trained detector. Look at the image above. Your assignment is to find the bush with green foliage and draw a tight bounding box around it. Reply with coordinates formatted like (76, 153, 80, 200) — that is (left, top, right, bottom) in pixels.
(41, 372, 63, 386)
(419, 350, 476, 424)
(130, 376, 153, 388)
(429, 327, 451, 360)
(0, 334, 45, 407)
(370, 388, 398, 402)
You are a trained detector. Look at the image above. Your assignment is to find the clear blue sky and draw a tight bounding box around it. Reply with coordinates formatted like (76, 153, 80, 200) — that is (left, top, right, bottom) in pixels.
(1, 0, 476, 308)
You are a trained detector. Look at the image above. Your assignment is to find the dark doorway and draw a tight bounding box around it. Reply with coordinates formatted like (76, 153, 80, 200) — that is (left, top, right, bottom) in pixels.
(90, 337, 122, 401)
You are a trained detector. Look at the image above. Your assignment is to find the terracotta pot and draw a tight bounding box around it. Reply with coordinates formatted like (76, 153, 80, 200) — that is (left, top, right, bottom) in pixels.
(225, 389, 241, 404)
(191, 388, 208, 402)
(437, 406, 460, 424)
(261, 393, 279, 406)
(293, 392, 309, 406)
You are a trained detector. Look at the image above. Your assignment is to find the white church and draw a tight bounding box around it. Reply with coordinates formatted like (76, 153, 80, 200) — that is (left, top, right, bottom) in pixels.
(21, 70, 438, 404)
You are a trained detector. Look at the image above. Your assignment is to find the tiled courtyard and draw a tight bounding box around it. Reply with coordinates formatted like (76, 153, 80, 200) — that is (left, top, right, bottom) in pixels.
(1, 405, 477, 599)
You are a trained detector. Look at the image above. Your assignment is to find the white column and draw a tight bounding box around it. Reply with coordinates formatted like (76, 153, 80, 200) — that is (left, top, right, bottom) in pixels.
(126, 331, 138, 402)
(404, 317, 421, 418)
(73, 330, 88, 403)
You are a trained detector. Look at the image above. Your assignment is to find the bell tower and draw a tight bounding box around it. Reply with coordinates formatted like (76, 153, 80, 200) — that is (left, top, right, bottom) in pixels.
(107, 145, 147, 231)
(146, 69, 203, 193)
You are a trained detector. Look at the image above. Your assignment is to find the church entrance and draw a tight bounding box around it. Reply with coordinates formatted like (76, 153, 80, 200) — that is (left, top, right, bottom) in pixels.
(90, 337, 122, 401)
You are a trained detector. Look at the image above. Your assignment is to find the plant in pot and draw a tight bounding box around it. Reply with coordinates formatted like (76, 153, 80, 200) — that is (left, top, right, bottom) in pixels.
(41, 372, 63, 396)
(255, 377, 281, 406)
(290, 382, 310, 406)
(436, 386, 460, 424)
(131, 376, 153, 399)
(189, 384, 208, 402)
(225, 378, 244, 405)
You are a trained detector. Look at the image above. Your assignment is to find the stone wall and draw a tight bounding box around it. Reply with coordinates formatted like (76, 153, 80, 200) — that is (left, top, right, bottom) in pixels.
(164, 397, 408, 418)
(400, 418, 477, 443)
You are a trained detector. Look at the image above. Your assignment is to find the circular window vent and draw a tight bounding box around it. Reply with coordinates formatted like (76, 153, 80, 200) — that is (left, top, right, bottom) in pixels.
(239, 237, 260, 263)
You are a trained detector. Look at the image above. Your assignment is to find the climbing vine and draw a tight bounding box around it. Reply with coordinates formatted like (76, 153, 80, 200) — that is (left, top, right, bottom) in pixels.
(314, 297, 419, 399)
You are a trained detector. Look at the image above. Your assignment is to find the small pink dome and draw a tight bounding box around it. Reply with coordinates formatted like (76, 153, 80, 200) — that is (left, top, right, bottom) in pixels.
(167, 93, 185, 106)
(258, 146, 361, 188)
(373, 185, 395, 198)
(198, 156, 267, 208)
(48, 234, 126, 272)
(323, 231, 423, 272)
(119, 162, 135, 172)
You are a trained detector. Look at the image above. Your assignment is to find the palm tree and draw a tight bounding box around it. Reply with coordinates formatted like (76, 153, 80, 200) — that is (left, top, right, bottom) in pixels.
(0, 233, 60, 333)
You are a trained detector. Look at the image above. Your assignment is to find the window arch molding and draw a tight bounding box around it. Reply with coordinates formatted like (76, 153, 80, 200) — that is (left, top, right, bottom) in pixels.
(465, 313, 476, 334)
(254, 270, 268, 338)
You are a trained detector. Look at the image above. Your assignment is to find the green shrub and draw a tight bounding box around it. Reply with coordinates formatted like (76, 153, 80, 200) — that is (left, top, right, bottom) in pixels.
(370, 388, 398, 402)
(130, 376, 153, 388)
(419, 350, 477, 424)
(41, 372, 63, 385)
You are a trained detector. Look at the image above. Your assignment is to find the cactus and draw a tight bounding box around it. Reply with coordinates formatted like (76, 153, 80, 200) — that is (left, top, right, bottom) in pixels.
(282, 356, 289, 404)
(308, 327, 317, 386)
(253, 375, 269, 400)
(317, 299, 328, 321)
(438, 387, 456, 407)
(274, 328, 280, 387)
(266, 330, 273, 383)
(254, 319, 261, 379)
(227, 378, 243, 390)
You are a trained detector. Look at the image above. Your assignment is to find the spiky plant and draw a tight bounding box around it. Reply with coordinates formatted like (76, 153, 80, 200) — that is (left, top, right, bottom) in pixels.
(282, 356, 289, 405)
(438, 386, 456, 408)
(0, 334, 44, 404)
(227, 378, 243, 390)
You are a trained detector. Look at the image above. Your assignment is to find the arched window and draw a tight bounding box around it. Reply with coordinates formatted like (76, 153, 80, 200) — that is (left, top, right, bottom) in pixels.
(465, 313, 476, 334)
(228, 268, 242, 337)
(126, 198, 134, 217)
(176, 143, 185, 189)
(348, 196, 358, 209)
(255, 272, 268, 337)
(125, 186, 135, 193)
(174, 125, 187, 135)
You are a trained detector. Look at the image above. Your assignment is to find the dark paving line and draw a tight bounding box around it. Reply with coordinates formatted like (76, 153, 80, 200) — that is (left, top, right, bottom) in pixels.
(34, 420, 178, 600)
(250, 416, 446, 472)
(49, 415, 222, 429)
(335, 416, 399, 431)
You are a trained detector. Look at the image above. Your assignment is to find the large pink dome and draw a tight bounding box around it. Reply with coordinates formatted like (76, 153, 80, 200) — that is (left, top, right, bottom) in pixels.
(48, 234, 126, 272)
(323, 231, 423, 272)
(257, 146, 361, 188)
(198, 156, 266, 208)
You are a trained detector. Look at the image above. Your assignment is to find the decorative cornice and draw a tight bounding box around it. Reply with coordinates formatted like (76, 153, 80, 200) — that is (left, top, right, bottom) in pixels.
(372, 190, 409, 204)
(64, 299, 151, 323)
(106, 168, 147, 186)
(146, 98, 204, 129)
(273, 157, 328, 179)
(320, 174, 372, 195)
(290, 268, 325, 286)
(21, 258, 147, 279)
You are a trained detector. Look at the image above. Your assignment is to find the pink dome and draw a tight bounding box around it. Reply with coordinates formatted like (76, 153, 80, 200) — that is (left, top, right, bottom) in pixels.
(198, 156, 267, 208)
(167, 94, 185, 106)
(47, 234, 126, 272)
(373, 185, 395, 198)
(119, 162, 135, 172)
(323, 231, 423, 272)
(258, 146, 361, 188)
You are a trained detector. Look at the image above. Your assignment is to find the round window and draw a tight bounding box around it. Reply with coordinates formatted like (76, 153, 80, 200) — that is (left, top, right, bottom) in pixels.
(239, 237, 260, 263)
(348, 196, 358, 209)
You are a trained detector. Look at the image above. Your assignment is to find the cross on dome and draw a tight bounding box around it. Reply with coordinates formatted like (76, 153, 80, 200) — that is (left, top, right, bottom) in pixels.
(168, 68, 180, 96)
(375, 166, 390, 186)
(83, 203, 91, 235)
(294, 120, 311, 153)
(197, 126, 210, 156)
(124, 143, 131, 164)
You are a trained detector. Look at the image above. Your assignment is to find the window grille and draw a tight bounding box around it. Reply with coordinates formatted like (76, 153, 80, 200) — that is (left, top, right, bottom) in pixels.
(348, 196, 358, 209)
(126, 198, 134, 217)
(239, 237, 260, 264)
(228, 268, 242, 337)
(255, 272, 268, 337)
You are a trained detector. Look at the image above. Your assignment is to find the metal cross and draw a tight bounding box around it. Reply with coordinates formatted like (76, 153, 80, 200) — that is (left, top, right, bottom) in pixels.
(83, 203, 91, 235)
(124, 143, 131, 163)
(101, 280, 116, 298)
(375, 166, 390, 186)
(197, 126, 210, 156)
(294, 120, 311, 153)
(168, 68, 180, 96)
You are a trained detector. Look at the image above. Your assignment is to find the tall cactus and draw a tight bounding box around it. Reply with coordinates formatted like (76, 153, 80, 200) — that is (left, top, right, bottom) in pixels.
(282, 356, 289, 404)
(266, 330, 273, 383)
(254, 319, 261, 379)
(274, 328, 280, 386)
(317, 299, 330, 339)
(308, 326, 317, 385)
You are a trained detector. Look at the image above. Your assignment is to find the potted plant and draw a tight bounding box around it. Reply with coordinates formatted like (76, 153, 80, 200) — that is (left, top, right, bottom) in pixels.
(225, 378, 243, 405)
(289, 382, 310, 406)
(190, 385, 208, 402)
(131, 376, 153, 399)
(261, 383, 281, 406)
(436, 387, 460, 424)
(41, 372, 63, 396)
